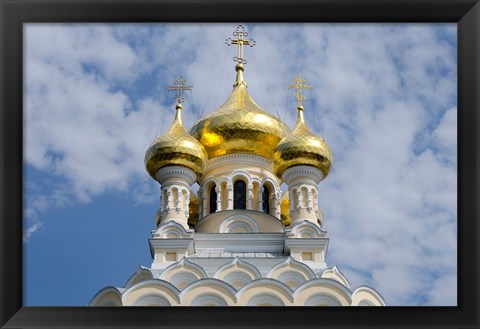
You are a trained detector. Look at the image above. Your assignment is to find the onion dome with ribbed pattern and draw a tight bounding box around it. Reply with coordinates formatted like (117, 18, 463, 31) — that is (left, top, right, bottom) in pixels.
(145, 103, 207, 180)
(189, 64, 290, 160)
(273, 105, 333, 179)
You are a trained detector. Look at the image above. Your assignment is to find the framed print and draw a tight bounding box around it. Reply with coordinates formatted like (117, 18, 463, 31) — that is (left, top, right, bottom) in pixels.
(1, 0, 479, 328)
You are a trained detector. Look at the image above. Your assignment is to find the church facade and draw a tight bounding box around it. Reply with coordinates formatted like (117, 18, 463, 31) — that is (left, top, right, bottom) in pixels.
(89, 25, 386, 307)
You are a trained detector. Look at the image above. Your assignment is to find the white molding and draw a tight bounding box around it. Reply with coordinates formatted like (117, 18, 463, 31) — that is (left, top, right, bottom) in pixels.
(321, 266, 351, 289)
(159, 258, 208, 281)
(207, 153, 272, 170)
(282, 165, 323, 185)
(267, 256, 317, 280)
(213, 257, 262, 280)
(219, 214, 260, 233)
(156, 166, 196, 185)
(194, 233, 285, 253)
(284, 237, 329, 255)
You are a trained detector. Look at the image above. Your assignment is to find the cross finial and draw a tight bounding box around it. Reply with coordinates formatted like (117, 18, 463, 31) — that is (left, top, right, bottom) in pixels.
(225, 25, 256, 64)
(288, 75, 312, 107)
(167, 76, 193, 105)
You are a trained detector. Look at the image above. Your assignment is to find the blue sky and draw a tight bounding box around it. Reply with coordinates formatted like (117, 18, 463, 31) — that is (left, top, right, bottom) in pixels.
(24, 23, 457, 306)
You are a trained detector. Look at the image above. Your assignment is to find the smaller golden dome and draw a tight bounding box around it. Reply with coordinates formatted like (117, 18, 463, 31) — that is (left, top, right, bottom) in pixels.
(145, 104, 207, 180)
(273, 105, 333, 179)
(187, 193, 199, 227)
(280, 192, 291, 227)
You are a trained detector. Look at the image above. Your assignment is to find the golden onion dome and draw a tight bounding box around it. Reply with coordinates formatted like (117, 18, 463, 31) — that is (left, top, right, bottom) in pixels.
(145, 103, 207, 180)
(189, 64, 290, 159)
(187, 193, 199, 227)
(280, 191, 291, 227)
(273, 105, 333, 179)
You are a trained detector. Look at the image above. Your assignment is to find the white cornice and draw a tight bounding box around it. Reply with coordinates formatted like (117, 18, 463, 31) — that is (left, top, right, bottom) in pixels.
(284, 237, 329, 255)
(206, 154, 272, 171)
(282, 165, 323, 185)
(156, 166, 196, 185)
(194, 233, 285, 253)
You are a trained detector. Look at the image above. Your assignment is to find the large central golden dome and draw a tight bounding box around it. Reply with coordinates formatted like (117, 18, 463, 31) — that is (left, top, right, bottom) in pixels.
(189, 64, 290, 160)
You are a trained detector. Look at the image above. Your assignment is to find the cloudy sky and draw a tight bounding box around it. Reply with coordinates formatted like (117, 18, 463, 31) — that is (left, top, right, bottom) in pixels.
(23, 23, 457, 306)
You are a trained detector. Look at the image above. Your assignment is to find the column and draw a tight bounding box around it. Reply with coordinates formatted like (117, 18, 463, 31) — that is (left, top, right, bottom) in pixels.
(216, 186, 222, 212)
(166, 189, 172, 210)
(202, 190, 208, 217)
(227, 184, 233, 210)
(247, 184, 253, 210)
(160, 189, 164, 212)
(270, 193, 276, 217)
(296, 190, 302, 209)
(176, 190, 182, 210)
(257, 187, 264, 211)
(275, 198, 281, 218)
(307, 190, 313, 210)
(185, 190, 190, 214)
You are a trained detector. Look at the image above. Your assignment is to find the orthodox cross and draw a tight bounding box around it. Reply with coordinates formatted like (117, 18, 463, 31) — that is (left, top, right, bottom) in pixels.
(225, 25, 256, 64)
(288, 75, 312, 107)
(167, 77, 192, 105)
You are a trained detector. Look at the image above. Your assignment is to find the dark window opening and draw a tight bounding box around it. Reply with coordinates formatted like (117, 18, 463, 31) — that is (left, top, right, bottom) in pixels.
(262, 186, 270, 214)
(234, 180, 246, 209)
(210, 185, 217, 213)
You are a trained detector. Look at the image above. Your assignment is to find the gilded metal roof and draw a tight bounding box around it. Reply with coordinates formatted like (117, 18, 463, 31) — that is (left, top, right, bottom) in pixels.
(189, 65, 290, 160)
(145, 104, 207, 180)
(273, 106, 333, 179)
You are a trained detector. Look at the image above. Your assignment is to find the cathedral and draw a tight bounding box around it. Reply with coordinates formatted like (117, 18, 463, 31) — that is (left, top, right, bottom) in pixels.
(90, 25, 386, 307)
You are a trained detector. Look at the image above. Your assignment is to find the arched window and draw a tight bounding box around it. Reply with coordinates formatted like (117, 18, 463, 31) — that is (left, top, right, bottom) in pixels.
(234, 180, 246, 209)
(262, 185, 270, 214)
(209, 185, 217, 213)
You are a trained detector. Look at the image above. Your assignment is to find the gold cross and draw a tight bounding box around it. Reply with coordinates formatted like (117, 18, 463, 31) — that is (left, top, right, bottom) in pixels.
(167, 77, 192, 105)
(288, 75, 312, 107)
(225, 25, 256, 64)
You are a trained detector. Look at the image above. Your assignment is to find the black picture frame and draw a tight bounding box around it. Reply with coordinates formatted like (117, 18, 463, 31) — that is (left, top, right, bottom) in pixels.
(1, 0, 478, 328)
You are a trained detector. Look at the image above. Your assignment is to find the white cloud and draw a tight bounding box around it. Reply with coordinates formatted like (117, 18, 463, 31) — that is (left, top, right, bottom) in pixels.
(23, 222, 44, 243)
(24, 23, 457, 305)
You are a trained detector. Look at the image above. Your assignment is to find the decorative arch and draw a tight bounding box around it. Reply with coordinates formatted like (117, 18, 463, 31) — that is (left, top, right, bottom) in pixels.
(291, 188, 298, 209)
(247, 293, 285, 306)
(133, 293, 171, 306)
(300, 186, 309, 208)
(237, 279, 294, 305)
(160, 258, 208, 284)
(304, 294, 342, 306)
(89, 286, 123, 306)
(191, 293, 228, 306)
(219, 214, 259, 233)
(276, 271, 308, 290)
(293, 278, 353, 306)
(321, 266, 351, 289)
(288, 220, 325, 239)
(153, 221, 192, 239)
(228, 170, 252, 186)
(209, 183, 217, 214)
(233, 179, 247, 210)
(262, 184, 270, 214)
(169, 271, 199, 290)
(180, 278, 237, 306)
(121, 279, 181, 306)
(267, 257, 316, 283)
(124, 266, 155, 289)
(171, 187, 179, 209)
(214, 258, 261, 289)
(351, 286, 387, 306)
(202, 178, 218, 215)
